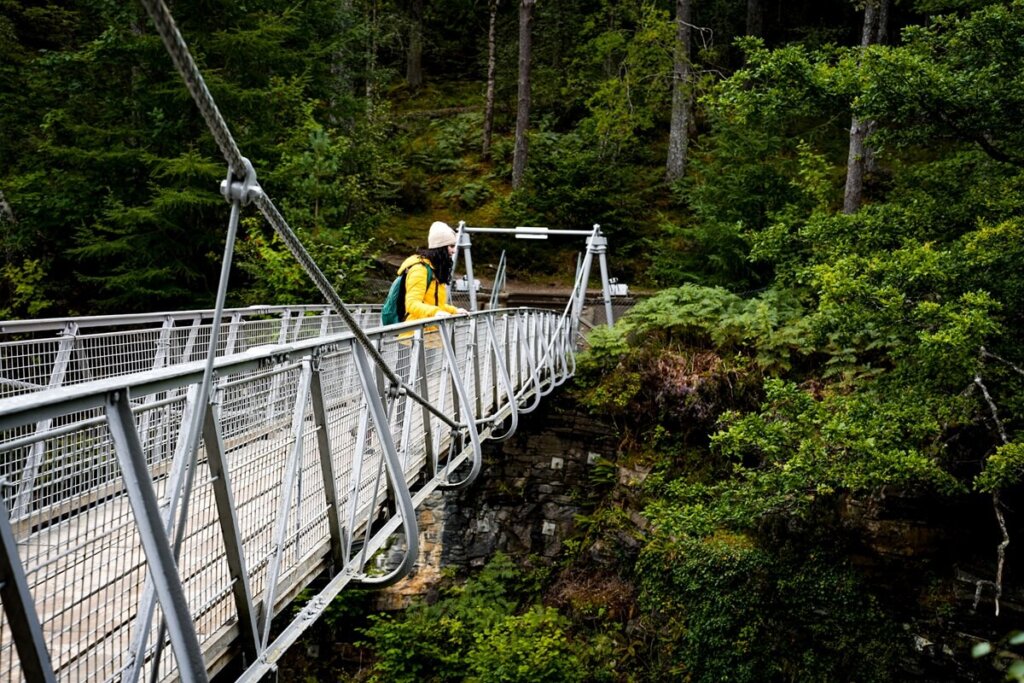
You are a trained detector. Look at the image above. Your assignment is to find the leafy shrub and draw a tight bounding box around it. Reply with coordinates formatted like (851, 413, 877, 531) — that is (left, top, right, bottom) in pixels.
(441, 181, 491, 210)
(358, 553, 519, 682)
(466, 606, 583, 683)
(637, 531, 902, 683)
(975, 441, 1024, 493)
(235, 220, 373, 305)
(0, 258, 53, 318)
(574, 285, 812, 446)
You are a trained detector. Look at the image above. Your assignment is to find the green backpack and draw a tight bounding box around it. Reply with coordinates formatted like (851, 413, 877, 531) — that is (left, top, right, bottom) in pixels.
(381, 260, 433, 326)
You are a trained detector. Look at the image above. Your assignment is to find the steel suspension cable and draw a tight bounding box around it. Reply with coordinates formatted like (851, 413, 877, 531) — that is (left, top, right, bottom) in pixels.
(137, 0, 457, 430)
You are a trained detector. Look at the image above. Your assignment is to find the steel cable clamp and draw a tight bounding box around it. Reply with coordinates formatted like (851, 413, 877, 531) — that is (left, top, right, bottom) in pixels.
(220, 157, 262, 205)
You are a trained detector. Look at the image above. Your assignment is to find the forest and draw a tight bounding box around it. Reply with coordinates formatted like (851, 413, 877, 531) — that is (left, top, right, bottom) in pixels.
(2, 0, 1024, 680)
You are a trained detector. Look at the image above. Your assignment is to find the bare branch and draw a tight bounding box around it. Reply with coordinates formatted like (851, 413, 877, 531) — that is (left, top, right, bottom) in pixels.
(974, 374, 1008, 444)
(973, 372, 1011, 616)
(981, 346, 1024, 378)
(993, 491, 1009, 616)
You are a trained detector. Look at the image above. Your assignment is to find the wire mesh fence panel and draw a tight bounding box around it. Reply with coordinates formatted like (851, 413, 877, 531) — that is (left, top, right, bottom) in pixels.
(219, 367, 295, 612)
(0, 338, 66, 398)
(172, 449, 233, 663)
(316, 346, 363, 530)
(18, 425, 145, 682)
(0, 610, 21, 681)
(0, 307, 350, 401)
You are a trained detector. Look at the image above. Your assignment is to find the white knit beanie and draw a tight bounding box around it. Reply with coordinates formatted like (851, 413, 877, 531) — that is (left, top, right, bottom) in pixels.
(427, 221, 457, 249)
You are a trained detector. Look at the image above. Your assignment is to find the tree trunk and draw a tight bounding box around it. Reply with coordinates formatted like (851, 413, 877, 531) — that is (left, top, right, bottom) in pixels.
(482, 0, 500, 158)
(406, 0, 424, 90)
(0, 189, 16, 228)
(366, 0, 379, 99)
(746, 0, 763, 37)
(665, 0, 693, 183)
(328, 0, 355, 123)
(864, 0, 889, 175)
(843, 0, 883, 214)
(511, 0, 535, 189)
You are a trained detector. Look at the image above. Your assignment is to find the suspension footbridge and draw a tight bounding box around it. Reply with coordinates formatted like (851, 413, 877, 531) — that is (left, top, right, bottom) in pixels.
(0, 298, 600, 682)
(0, 1, 628, 680)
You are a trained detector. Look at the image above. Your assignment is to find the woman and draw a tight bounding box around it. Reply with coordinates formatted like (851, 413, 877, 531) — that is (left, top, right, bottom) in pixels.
(399, 221, 467, 322)
(393, 222, 467, 430)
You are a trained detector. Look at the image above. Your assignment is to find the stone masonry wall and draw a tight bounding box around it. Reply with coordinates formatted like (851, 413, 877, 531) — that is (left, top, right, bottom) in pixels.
(376, 387, 617, 607)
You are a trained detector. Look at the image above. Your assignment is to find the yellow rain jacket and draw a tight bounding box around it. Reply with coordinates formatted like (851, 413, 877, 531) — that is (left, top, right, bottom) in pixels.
(400, 255, 458, 322)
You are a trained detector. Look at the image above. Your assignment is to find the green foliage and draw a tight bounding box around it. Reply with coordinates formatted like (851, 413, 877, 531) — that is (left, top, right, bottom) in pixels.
(358, 553, 520, 682)
(407, 113, 483, 174)
(859, 1, 1024, 162)
(577, 285, 811, 389)
(0, 0, 391, 313)
(466, 606, 583, 683)
(441, 181, 491, 210)
(972, 630, 1024, 682)
(652, 40, 855, 288)
(975, 442, 1024, 493)
(358, 552, 612, 683)
(713, 379, 965, 509)
(566, 3, 675, 155)
(272, 115, 397, 239)
(636, 532, 902, 683)
(235, 219, 372, 305)
(500, 126, 661, 277)
(291, 584, 375, 631)
(0, 258, 52, 318)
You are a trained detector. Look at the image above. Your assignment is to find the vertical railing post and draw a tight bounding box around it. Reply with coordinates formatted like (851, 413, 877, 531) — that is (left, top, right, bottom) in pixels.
(572, 227, 600, 337)
(482, 314, 518, 441)
(265, 310, 294, 424)
(223, 311, 242, 356)
(488, 251, 506, 311)
(590, 225, 615, 326)
(260, 361, 313, 648)
(437, 320, 483, 489)
(106, 390, 208, 683)
(310, 356, 345, 571)
(458, 229, 479, 312)
(344, 389, 374, 564)
(489, 316, 500, 413)
(413, 333, 436, 477)
(0, 491, 56, 683)
(179, 316, 201, 365)
(13, 321, 78, 519)
(137, 317, 174, 460)
(398, 333, 423, 472)
(349, 341, 420, 585)
(468, 319, 483, 415)
(201, 396, 261, 663)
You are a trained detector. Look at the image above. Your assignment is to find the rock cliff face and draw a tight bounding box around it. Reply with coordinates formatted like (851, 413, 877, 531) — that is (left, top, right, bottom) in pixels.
(377, 386, 618, 607)
(371, 389, 1023, 681)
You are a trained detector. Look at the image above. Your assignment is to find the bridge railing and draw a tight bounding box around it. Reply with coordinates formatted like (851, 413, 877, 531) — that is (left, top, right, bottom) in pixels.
(0, 305, 382, 401)
(0, 307, 573, 682)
